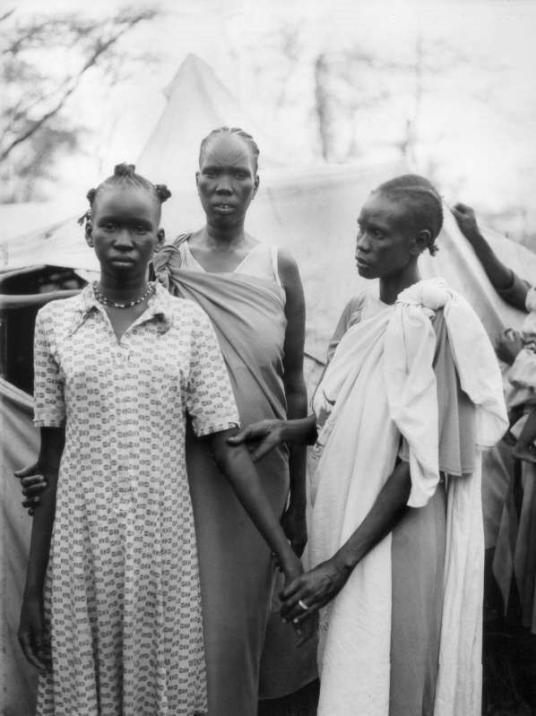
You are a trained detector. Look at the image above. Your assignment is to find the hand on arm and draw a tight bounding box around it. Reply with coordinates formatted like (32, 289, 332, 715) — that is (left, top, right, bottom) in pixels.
(452, 203, 528, 310)
(14, 463, 47, 515)
(227, 415, 318, 457)
(19, 426, 64, 672)
(281, 460, 411, 624)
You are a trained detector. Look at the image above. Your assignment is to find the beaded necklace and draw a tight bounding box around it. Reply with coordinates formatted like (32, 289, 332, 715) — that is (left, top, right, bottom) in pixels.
(93, 281, 155, 309)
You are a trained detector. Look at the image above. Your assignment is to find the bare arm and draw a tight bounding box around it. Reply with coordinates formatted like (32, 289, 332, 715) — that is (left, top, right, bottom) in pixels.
(278, 249, 308, 555)
(281, 460, 411, 623)
(207, 428, 303, 582)
(19, 426, 65, 671)
(332, 460, 410, 571)
(452, 203, 528, 311)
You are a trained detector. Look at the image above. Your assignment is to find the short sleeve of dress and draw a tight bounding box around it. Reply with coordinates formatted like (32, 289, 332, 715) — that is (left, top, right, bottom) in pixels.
(186, 306, 240, 437)
(33, 306, 65, 427)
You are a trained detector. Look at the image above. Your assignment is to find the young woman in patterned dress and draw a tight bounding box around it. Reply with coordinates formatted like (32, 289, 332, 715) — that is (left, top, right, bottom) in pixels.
(17, 164, 303, 716)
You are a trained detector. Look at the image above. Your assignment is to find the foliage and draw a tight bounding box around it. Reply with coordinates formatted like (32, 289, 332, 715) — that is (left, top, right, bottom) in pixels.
(0, 6, 158, 202)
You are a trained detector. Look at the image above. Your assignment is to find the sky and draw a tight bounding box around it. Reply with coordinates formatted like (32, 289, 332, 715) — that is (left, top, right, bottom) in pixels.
(8, 0, 536, 236)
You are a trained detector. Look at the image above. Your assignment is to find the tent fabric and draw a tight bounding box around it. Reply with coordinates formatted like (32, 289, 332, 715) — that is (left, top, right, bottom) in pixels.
(0, 378, 38, 715)
(0, 289, 79, 309)
(0, 215, 98, 274)
(137, 53, 283, 190)
(0, 202, 71, 249)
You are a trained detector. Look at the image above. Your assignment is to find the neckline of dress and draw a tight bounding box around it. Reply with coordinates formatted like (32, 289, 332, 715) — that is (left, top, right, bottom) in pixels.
(183, 239, 262, 275)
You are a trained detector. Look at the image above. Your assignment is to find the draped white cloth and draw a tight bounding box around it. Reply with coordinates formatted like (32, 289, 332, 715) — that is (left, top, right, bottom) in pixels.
(309, 278, 507, 716)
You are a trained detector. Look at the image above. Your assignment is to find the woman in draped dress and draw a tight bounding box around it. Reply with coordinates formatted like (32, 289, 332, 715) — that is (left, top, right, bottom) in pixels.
(150, 127, 318, 715)
(232, 175, 508, 715)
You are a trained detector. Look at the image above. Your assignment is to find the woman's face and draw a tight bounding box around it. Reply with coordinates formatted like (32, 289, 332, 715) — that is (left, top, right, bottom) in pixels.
(196, 134, 259, 228)
(86, 186, 164, 278)
(355, 191, 420, 280)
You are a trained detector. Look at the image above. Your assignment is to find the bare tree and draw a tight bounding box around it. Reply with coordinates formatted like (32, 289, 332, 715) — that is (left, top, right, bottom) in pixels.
(1, 6, 158, 202)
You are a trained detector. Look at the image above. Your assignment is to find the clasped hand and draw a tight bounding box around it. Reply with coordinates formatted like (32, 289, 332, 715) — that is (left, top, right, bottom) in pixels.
(280, 558, 350, 626)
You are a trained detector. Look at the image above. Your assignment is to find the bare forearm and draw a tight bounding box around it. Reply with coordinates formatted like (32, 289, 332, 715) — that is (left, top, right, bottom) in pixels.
(453, 204, 527, 309)
(24, 428, 64, 595)
(209, 432, 300, 576)
(285, 384, 308, 508)
(333, 461, 411, 574)
(466, 230, 515, 291)
(281, 414, 317, 446)
(25, 484, 57, 594)
(288, 444, 307, 508)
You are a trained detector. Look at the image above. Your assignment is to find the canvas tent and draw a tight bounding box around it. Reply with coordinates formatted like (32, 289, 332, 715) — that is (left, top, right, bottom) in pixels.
(2, 53, 536, 713)
(0, 202, 72, 250)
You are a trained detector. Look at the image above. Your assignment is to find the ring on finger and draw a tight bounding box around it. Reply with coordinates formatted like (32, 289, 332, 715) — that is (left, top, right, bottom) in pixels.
(298, 598, 310, 611)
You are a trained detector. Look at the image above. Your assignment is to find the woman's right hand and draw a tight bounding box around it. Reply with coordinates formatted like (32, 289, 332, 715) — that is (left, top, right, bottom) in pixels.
(227, 419, 286, 461)
(19, 591, 48, 673)
(14, 463, 47, 515)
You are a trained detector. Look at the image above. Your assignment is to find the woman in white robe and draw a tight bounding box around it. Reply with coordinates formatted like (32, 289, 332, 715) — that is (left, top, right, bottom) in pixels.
(231, 175, 508, 716)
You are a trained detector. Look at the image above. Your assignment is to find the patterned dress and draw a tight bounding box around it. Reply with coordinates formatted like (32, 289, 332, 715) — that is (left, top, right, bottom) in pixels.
(33, 283, 239, 716)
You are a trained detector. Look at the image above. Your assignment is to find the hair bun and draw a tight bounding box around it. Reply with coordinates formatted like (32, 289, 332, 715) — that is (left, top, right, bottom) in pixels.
(113, 163, 136, 177)
(154, 184, 172, 203)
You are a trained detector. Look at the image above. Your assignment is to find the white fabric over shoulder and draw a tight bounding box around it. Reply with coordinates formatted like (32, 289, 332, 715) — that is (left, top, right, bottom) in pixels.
(383, 291, 439, 508)
(310, 278, 507, 716)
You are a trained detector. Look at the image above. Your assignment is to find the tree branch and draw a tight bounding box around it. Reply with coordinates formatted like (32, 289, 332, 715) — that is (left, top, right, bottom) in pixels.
(0, 12, 152, 161)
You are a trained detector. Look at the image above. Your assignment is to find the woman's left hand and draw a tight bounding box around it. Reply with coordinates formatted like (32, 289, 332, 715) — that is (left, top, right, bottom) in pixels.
(280, 558, 350, 625)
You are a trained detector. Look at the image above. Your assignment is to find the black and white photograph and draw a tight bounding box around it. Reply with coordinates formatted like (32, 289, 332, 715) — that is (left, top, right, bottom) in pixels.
(2, 1, 536, 714)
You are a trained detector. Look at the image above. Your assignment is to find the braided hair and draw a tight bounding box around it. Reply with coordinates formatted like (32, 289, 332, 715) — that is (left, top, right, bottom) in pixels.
(198, 127, 260, 172)
(373, 174, 443, 256)
(79, 163, 171, 226)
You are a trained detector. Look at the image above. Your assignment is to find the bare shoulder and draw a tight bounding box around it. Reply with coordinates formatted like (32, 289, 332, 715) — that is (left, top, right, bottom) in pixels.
(276, 247, 301, 288)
